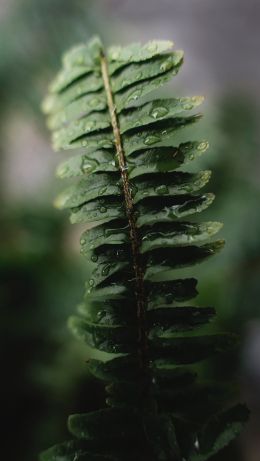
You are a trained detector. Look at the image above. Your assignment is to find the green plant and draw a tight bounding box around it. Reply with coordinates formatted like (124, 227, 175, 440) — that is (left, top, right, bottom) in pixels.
(41, 37, 248, 461)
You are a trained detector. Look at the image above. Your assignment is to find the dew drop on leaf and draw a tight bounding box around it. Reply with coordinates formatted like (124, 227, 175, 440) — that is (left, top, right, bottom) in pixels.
(127, 89, 142, 103)
(182, 103, 193, 110)
(197, 141, 209, 151)
(186, 235, 194, 243)
(150, 107, 169, 119)
(144, 135, 161, 145)
(81, 161, 92, 173)
(155, 185, 169, 195)
(110, 50, 120, 60)
(160, 57, 173, 72)
(130, 183, 138, 195)
(99, 186, 108, 195)
(57, 164, 69, 177)
(102, 264, 111, 276)
(121, 79, 132, 88)
(97, 310, 106, 322)
(85, 121, 96, 131)
(194, 437, 200, 451)
(135, 72, 143, 80)
(101, 141, 113, 149)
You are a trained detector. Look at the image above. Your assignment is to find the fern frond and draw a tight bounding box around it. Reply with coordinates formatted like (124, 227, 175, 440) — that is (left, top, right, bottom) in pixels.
(41, 37, 248, 461)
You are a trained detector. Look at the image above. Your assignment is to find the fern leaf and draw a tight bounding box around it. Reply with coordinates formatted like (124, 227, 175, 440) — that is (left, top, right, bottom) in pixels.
(41, 36, 248, 461)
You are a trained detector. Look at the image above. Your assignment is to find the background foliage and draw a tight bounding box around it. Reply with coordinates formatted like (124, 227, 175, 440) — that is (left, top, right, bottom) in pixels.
(0, 1, 259, 460)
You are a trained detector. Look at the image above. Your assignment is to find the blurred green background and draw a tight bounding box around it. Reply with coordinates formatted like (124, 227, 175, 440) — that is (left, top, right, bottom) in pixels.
(0, 1, 259, 460)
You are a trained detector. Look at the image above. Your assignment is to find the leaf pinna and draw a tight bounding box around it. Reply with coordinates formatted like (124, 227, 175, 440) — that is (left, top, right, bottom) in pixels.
(41, 37, 248, 461)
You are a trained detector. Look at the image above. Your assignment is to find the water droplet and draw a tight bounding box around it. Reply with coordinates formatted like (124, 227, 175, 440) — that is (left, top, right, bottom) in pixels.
(81, 161, 93, 173)
(80, 238, 86, 245)
(85, 121, 96, 132)
(57, 164, 69, 177)
(111, 50, 120, 60)
(89, 279, 95, 287)
(165, 293, 173, 304)
(130, 183, 138, 195)
(101, 141, 112, 149)
(121, 79, 131, 88)
(99, 206, 107, 213)
(144, 135, 160, 145)
(99, 186, 108, 195)
(142, 233, 153, 242)
(127, 89, 142, 103)
(102, 265, 111, 276)
(197, 141, 209, 151)
(160, 57, 173, 72)
(194, 437, 200, 451)
(91, 254, 98, 262)
(97, 310, 107, 322)
(150, 106, 169, 119)
(115, 249, 125, 259)
(82, 140, 88, 147)
(155, 184, 169, 195)
(182, 103, 193, 110)
(186, 234, 194, 243)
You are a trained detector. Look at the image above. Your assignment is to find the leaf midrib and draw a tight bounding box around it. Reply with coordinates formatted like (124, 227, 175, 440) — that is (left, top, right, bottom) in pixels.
(100, 50, 147, 370)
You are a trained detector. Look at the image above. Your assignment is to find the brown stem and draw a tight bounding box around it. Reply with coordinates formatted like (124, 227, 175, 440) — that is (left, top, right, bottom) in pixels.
(100, 53, 147, 370)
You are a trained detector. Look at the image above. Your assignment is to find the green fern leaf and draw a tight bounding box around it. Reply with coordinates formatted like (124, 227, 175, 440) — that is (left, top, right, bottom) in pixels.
(41, 36, 248, 461)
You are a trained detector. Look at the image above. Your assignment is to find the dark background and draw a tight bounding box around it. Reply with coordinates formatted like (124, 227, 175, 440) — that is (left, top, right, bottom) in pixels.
(0, 1, 260, 460)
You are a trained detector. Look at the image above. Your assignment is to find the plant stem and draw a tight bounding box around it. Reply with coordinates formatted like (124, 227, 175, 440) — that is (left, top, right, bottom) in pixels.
(100, 53, 147, 371)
